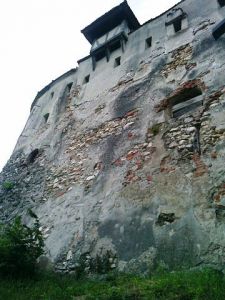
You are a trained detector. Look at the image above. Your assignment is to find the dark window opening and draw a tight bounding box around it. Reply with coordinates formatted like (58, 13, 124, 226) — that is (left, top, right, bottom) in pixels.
(218, 0, 225, 7)
(83, 75, 90, 84)
(51, 92, 54, 98)
(170, 87, 203, 118)
(27, 149, 39, 164)
(173, 19, 182, 32)
(114, 57, 121, 68)
(44, 113, 49, 123)
(95, 49, 106, 62)
(67, 82, 73, 92)
(145, 37, 152, 49)
(108, 40, 121, 53)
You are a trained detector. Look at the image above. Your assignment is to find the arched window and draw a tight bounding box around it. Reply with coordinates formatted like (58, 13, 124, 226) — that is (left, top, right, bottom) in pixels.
(170, 86, 203, 118)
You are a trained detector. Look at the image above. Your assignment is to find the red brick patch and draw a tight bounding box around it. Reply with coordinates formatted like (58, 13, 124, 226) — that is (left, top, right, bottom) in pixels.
(113, 159, 124, 167)
(146, 175, 153, 183)
(126, 150, 139, 161)
(128, 132, 134, 140)
(124, 110, 138, 118)
(192, 153, 208, 177)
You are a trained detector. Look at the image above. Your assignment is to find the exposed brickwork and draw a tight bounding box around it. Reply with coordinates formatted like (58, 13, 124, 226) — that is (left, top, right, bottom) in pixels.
(45, 110, 139, 196)
(161, 44, 193, 78)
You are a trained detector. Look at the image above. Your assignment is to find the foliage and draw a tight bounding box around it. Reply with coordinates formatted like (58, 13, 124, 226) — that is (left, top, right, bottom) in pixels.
(0, 212, 44, 277)
(150, 123, 161, 136)
(0, 268, 225, 299)
(2, 181, 14, 191)
(76, 251, 116, 278)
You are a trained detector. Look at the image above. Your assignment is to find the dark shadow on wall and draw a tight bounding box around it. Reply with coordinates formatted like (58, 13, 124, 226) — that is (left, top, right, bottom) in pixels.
(98, 210, 155, 261)
(55, 83, 73, 122)
(155, 214, 208, 270)
(94, 57, 168, 193)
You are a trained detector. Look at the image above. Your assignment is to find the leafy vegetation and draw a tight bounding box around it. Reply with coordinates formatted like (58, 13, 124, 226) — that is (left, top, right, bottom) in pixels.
(0, 268, 225, 299)
(0, 215, 224, 299)
(2, 181, 14, 191)
(150, 124, 161, 136)
(0, 212, 44, 277)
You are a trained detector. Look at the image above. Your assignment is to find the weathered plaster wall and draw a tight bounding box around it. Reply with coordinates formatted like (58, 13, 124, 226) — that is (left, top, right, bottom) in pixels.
(1, 0, 225, 274)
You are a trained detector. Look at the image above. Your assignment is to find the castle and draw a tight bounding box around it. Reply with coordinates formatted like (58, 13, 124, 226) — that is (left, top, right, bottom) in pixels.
(1, 0, 225, 273)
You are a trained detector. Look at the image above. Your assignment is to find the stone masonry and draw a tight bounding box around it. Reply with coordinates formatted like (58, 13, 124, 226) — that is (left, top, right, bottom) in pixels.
(1, 0, 225, 274)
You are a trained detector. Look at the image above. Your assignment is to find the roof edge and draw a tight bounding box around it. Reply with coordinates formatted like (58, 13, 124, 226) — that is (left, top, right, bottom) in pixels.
(30, 68, 77, 111)
(81, 1, 140, 43)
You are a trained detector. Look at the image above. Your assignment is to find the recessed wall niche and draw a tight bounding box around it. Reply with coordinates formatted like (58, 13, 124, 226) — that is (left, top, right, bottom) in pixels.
(169, 86, 203, 118)
(114, 56, 121, 68)
(145, 37, 152, 49)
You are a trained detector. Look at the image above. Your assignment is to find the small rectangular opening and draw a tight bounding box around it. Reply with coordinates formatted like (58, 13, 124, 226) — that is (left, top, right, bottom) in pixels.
(67, 82, 73, 92)
(114, 57, 121, 68)
(145, 37, 152, 49)
(83, 75, 90, 84)
(44, 113, 49, 123)
(173, 19, 182, 32)
(218, 0, 225, 7)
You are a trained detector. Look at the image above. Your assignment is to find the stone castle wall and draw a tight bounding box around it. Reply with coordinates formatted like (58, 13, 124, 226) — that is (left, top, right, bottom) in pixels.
(1, 0, 225, 273)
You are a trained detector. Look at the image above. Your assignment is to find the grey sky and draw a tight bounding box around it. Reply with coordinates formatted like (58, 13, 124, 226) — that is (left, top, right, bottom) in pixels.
(0, 0, 178, 170)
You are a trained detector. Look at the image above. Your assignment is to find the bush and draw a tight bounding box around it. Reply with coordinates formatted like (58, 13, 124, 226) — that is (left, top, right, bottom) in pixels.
(150, 123, 161, 136)
(0, 212, 44, 277)
(2, 181, 14, 191)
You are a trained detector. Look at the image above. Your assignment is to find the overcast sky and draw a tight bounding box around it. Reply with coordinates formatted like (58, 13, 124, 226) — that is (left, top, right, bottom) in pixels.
(0, 0, 178, 171)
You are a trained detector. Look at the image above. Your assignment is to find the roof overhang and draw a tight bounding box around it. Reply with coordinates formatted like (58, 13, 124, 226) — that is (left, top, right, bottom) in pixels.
(81, 1, 140, 44)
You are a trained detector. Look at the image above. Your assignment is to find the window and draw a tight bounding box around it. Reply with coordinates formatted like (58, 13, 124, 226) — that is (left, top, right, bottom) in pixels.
(67, 82, 73, 92)
(83, 75, 90, 84)
(145, 37, 152, 49)
(165, 9, 188, 36)
(114, 57, 121, 68)
(44, 113, 49, 123)
(170, 87, 203, 118)
(173, 19, 182, 33)
(218, 0, 225, 7)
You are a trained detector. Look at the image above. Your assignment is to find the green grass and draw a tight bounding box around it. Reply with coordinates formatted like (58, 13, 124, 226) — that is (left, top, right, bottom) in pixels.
(0, 268, 225, 300)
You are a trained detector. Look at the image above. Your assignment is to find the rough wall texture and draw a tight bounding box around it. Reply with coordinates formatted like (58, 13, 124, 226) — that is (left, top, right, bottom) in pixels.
(1, 0, 225, 274)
